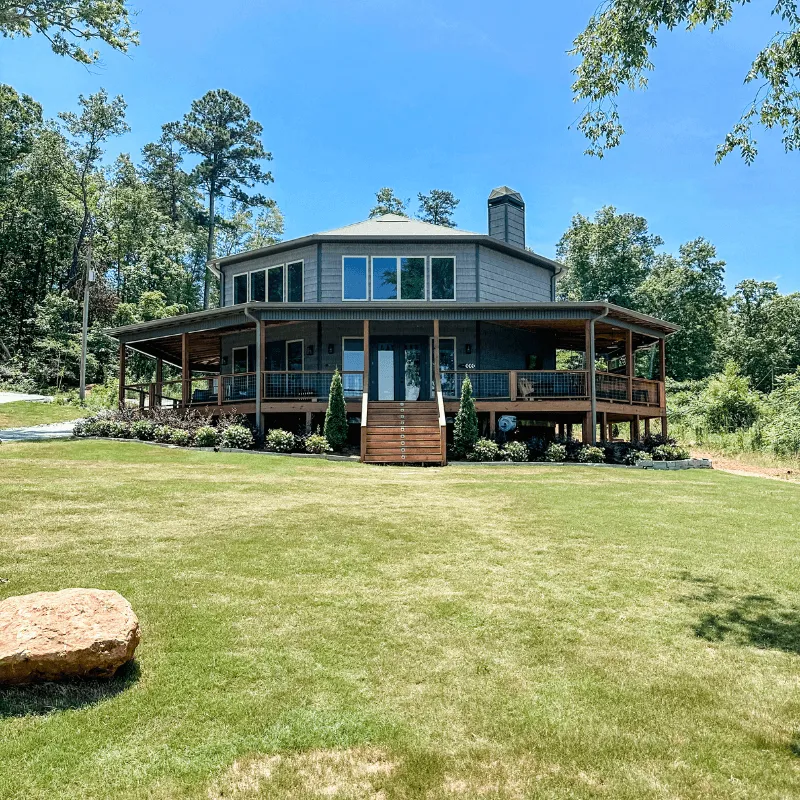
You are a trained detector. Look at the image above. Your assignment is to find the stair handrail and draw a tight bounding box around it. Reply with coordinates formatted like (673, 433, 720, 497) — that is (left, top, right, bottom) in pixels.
(360, 391, 368, 461)
(436, 388, 447, 467)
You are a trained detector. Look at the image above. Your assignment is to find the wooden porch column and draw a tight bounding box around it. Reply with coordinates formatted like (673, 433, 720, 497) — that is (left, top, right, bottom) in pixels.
(155, 357, 163, 408)
(566, 422, 573, 440)
(181, 333, 189, 407)
(600, 412, 608, 442)
(632, 415, 640, 442)
(148, 382, 156, 410)
(644, 417, 651, 438)
(254, 320, 263, 434)
(305, 411, 313, 431)
(363, 319, 370, 395)
(433, 319, 441, 389)
(489, 410, 496, 436)
(586, 319, 597, 444)
(582, 412, 592, 443)
(626, 328, 634, 403)
(118, 343, 126, 410)
(658, 337, 668, 437)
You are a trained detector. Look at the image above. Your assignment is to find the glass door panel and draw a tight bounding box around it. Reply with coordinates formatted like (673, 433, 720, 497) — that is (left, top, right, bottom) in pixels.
(377, 345, 395, 400)
(404, 343, 422, 401)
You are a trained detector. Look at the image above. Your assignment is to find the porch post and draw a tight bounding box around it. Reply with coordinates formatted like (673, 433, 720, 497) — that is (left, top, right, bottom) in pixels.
(255, 319, 263, 434)
(644, 417, 651, 438)
(632, 415, 640, 442)
(363, 319, 370, 395)
(118, 343, 126, 410)
(155, 357, 163, 408)
(586, 319, 597, 444)
(181, 333, 189, 407)
(489, 410, 496, 436)
(626, 328, 633, 403)
(566, 422, 573, 440)
(659, 337, 668, 437)
(433, 319, 440, 390)
(600, 412, 608, 442)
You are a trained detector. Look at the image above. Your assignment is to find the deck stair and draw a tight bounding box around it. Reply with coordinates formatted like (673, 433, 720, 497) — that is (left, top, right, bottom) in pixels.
(363, 401, 444, 464)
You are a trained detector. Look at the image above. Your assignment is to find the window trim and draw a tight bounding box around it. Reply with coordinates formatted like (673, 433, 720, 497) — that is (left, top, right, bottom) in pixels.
(429, 255, 457, 301)
(370, 255, 428, 301)
(231, 346, 250, 374)
(232, 273, 249, 305)
(286, 259, 304, 303)
(249, 268, 267, 303)
(266, 263, 285, 303)
(342, 255, 369, 301)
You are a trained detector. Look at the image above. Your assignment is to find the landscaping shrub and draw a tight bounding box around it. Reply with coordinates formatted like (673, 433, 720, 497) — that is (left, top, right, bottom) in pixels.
(107, 421, 131, 438)
(651, 444, 690, 461)
(220, 424, 254, 450)
(85, 418, 112, 437)
(324, 369, 348, 451)
(503, 441, 529, 462)
(131, 420, 156, 441)
(304, 432, 331, 454)
(265, 428, 295, 452)
(72, 419, 89, 437)
(526, 436, 548, 460)
(153, 425, 174, 443)
(543, 442, 567, 462)
(170, 428, 192, 447)
(577, 445, 605, 463)
(468, 438, 501, 462)
(193, 425, 218, 447)
(702, 362, 762, 433)
(453, 375, 479, 458)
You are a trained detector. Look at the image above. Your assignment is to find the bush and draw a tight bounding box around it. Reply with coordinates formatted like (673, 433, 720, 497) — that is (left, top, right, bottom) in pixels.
(577, 445, 605, 463)
(72, 419, 89, 437)
(651, 444, 690, 461)
(131, 420, 156, 441)
(304, 432, 331, 454)
(503, 441, 529, 462)
(453, 376, 479, 458)
(86, 418, 112, 437)
(193, 425, 218, 448)
(170, 428, 191, 447)
(703, 362, 762, 433)
(543, 442, 567, 462)
(324, 369, 348, 451)
(220, 424, 254, 450)
(264, 428, 295, 452)
(153, 425, 174, 443)
(468, 438, 501, 462)
(107, 421, 131, 439)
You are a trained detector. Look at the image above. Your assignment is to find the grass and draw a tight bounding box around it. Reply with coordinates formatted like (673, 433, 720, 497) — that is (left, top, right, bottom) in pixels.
(1, 440, 800, 799)
(0, 400, 84, 429)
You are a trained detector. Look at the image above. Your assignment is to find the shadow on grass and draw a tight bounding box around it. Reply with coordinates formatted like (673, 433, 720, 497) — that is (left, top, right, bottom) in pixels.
(0, 660, 140, 718)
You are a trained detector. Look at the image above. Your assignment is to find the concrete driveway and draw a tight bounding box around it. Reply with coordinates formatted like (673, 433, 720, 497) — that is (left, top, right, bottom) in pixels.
(0, 420, 81, 442)
(0, 391, 52, 404)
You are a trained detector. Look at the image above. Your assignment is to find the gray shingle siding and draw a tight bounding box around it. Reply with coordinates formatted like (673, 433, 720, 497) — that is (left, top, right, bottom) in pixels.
(478, 245, 551, 303)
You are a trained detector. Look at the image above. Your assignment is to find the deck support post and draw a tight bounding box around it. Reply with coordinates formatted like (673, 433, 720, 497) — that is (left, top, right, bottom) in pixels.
(600, 412, 608, 442)
(489, 410, 496, 436)
(644, 417, 651, 438)
(566, 422, 573, 440)
(626, 328, 634, 403)
(363, 319, 370, 394)
(181, 333, 189, 408)
(586, 319, 597, 443)
(118, 343, 126, 410)
(658, 337, 667, 437)
(632, 415, 640, 442)
(582, 412, 592, 443)
(255, 319, 263, 434)
(305, 411, 312, 431)
(155, 357, 163, 408)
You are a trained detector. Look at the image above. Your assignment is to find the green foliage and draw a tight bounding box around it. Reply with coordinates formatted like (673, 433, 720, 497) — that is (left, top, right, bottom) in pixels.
(369, 187, 408, 217)
(219, 424, 254, 450)
(417, 190, 459, 227)
(763, 369, 800, 456)
(170, 428, 191, 447)
(703, 362, 762, 433)
(569, 0, 800, 162)
(1, 0, 138, 64)
(544, 442, 568, 462)
(556, 206, 662, 309)
(453, 375, 479, 458)
(651, 444, 690, 461)
(193, 425, 218, 447)
(304, 432, 331, 454)
(468, 438, 501, 462)
(107, 420, 130, 438)
(577, 445, 605, 463)
(502, 441, 529, 462)
(264, 428, 295, 453)
(153, 424, 173, 444)
(131, 419, 155, 441)
(324, 369, 348, 451)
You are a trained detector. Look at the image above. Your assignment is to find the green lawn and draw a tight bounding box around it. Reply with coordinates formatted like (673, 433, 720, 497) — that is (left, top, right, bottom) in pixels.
(0, 400, 84, 429)
(1, 441, 799, 800)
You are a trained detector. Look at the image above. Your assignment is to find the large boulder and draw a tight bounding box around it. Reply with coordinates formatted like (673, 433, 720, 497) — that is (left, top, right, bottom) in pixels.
(0, 588, 140, 685)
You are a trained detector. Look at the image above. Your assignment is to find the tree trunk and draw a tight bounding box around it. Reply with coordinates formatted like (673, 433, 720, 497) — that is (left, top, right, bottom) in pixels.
(204, 190, 215, 309)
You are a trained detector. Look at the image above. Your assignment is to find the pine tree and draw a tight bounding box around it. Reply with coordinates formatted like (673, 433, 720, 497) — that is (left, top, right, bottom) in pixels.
(453, 375, 479, 457)
(324, 368, 348, 451)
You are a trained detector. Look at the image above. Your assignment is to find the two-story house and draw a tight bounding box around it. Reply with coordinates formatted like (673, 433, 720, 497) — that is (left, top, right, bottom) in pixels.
(108, 187, 676, 464)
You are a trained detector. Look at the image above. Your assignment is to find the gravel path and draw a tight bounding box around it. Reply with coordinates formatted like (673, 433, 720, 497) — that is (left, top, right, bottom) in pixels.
(0, 391, 52, 404)
(0, 420, 81, 442)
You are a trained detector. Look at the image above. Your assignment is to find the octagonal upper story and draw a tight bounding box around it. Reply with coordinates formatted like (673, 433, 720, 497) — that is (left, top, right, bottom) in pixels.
(211, 188, 564, 307)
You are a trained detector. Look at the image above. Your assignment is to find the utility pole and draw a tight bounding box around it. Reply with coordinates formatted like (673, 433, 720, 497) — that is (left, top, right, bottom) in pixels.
(79, 236, 93, 403)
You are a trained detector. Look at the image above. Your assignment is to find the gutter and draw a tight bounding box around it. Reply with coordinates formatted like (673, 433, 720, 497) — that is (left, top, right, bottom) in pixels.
(588, 307, 609, 444)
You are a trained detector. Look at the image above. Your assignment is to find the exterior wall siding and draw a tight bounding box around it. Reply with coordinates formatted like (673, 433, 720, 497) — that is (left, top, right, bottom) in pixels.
(478, 245, 551, 303)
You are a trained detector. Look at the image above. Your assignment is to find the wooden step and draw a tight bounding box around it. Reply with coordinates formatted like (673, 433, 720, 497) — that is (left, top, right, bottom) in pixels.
(363, 453, 442, 464)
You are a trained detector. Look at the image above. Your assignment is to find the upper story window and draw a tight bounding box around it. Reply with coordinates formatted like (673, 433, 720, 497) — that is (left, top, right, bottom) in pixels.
(287, 261, 303, 302)
(372, 257, 397, 300)
(401, 257, 425, 299)
(431, 257, 455, 300)
(233, 274, 248, 304)
(371, 257, 426, 300)
(343, 256, 368, 300)
(250, 270, 266, 302)
(267, 265, 284, 302)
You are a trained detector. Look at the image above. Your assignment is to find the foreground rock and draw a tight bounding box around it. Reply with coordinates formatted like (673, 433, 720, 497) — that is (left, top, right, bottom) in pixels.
(0, 588, 140, 685)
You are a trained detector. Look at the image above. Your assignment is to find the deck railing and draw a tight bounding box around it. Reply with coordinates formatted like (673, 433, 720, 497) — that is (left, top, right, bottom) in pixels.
(262, 370, 364, 401)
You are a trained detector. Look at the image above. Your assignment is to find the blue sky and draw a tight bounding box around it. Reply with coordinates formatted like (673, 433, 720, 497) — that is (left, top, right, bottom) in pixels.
(3, 0, 798, 292)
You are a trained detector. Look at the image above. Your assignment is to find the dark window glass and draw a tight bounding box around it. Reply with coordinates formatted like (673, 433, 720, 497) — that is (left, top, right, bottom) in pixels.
(268, 265, 284, 302)
(400, 257, 425, 299)
(372, 257, 397, 300)
(287, 340, 303, 371)
(431, 257, 455, 300)
(233, 274, 248, 304)
(287, 261, 303, 302)
(343, 257, 367, 300)
(250, 270, 266, 302)
(232, 347, 249, 374)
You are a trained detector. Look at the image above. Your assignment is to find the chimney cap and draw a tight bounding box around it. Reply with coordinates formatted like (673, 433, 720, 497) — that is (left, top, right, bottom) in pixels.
(488, 186, 524, 207)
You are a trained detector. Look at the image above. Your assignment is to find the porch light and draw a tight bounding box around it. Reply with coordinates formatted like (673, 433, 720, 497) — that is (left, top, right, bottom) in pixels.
(306, 345, 314, 356)
(327, 344, 335, 354)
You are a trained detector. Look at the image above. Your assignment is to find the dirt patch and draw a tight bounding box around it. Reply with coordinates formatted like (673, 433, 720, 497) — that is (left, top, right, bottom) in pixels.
(208, 747, 396, 799)
(692, 449, 799, 483)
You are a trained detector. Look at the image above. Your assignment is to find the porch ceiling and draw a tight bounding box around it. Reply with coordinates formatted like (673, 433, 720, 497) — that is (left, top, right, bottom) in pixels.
(490, 320, 659, 353)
